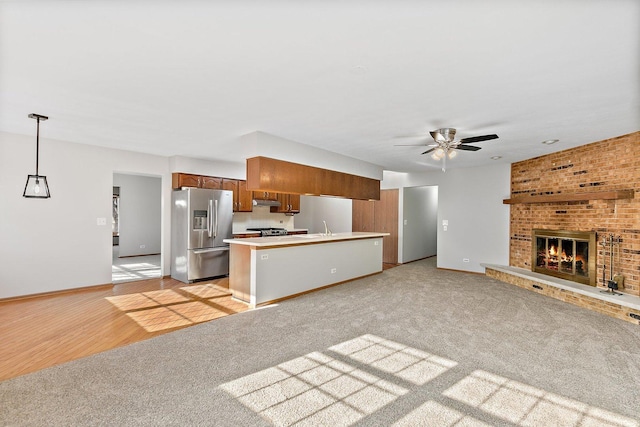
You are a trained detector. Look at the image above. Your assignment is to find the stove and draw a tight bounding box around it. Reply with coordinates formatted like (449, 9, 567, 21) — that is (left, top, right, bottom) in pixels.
(247, 227, 289, 237)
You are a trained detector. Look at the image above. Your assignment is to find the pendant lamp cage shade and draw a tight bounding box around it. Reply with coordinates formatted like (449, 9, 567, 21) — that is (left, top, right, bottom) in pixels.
(23, 113, 50, 198)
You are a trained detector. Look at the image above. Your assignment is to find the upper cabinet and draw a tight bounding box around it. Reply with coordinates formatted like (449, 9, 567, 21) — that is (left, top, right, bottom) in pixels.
(271, 193, 300, 214)
(223, 179, 253, 212)
(236, 180, 253, 212)
(246, 156, 380, 201)
(253, 191, 278, 201)
(172, 173, 200, 189)
(172, 172, 302, 214)
(172, 173, 221, 190)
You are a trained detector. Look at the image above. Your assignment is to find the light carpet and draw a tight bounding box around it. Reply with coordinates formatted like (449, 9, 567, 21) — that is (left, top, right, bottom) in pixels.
(1, 257, 639, 426)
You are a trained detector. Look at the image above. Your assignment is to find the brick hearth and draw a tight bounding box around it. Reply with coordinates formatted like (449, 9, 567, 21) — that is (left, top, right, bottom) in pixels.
(484, 264, 640, 325)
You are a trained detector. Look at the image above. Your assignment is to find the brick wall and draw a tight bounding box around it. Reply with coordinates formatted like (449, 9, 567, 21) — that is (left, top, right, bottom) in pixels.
(508, 131, 640, 296)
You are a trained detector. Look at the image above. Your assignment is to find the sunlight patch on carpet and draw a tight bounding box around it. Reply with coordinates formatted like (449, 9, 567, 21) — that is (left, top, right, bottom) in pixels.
(219, 334, 457, 426)
(220, 334, 639, 427)
(442, 370, 639, 427)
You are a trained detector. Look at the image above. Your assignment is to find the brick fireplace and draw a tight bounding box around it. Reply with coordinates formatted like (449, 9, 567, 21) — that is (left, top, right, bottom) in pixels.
(532, 229, 596, 286)
(505, 131, 639, 297)
(485, 132, 640, 324)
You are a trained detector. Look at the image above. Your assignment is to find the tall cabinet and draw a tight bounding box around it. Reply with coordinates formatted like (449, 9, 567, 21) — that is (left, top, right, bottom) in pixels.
(352, 189, 398, 264)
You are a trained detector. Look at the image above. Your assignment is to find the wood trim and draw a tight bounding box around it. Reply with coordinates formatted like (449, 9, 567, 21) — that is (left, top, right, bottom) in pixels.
(503, 189, 634, 204)
(0, 282, 114, 303)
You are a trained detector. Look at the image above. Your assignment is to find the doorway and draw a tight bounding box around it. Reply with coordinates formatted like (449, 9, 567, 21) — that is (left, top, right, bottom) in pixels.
(112, 173, 162, 283)
(401, 185, 438, 263)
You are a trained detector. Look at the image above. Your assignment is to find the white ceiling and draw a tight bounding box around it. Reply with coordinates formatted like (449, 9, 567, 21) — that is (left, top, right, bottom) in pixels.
(1, 0, 638, 173)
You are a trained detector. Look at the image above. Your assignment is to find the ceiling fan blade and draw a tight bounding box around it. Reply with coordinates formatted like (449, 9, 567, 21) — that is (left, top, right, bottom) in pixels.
(421, 148, 436, 155)
(459, 134, 499, 144)
(455, 145, 482, 151)
(394, 142, 437, 147)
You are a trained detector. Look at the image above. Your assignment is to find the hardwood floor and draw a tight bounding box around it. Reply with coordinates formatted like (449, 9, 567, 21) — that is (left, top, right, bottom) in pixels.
(0, 276, 247, 382)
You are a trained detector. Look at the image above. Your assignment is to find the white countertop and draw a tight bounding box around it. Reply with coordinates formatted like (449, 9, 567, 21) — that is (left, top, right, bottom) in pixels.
(224, 232, 388, 247)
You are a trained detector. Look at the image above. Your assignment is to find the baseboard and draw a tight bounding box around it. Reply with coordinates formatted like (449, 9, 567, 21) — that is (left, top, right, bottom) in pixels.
(0, 282, 114, 303)
(117, 253, 161, 258)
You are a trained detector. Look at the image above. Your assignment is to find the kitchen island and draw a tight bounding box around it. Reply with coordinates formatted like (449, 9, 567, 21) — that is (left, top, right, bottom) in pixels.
(223, 232, 388, 307)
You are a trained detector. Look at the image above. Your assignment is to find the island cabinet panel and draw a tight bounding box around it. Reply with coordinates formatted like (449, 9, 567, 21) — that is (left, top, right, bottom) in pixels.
(246, 156, 380, 200)
(229, 244, 252, 302)
(226, 234, 385, 307)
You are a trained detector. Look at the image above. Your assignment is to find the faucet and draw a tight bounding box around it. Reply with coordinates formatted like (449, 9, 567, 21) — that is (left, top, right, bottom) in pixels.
(323, 220, 332, 236)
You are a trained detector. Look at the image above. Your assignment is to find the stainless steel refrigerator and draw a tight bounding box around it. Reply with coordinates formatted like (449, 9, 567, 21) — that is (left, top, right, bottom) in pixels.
(171, 188, 233, 283)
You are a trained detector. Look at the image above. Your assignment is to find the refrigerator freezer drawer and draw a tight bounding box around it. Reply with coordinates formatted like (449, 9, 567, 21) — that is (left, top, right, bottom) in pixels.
(187, 246, 230, 282)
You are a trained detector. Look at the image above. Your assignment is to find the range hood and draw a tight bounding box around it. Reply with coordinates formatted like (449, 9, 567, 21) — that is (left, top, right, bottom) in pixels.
(252, 198, 281, 207)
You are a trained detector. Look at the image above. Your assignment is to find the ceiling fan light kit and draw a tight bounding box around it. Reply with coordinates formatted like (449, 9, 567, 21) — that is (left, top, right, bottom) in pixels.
(398, 127, 499, 171)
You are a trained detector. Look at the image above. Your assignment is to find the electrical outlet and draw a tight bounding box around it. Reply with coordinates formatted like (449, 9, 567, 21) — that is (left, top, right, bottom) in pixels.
(463, 258, 469, 263)
(96, 217, 107, 226)
(261, 254, 269, 260)
(140, 245, 145, 249)
(331, 268, 337, 274)
(374, 241, 379, 246)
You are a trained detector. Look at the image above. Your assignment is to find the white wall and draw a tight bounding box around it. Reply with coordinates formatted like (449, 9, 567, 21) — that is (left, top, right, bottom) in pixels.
(382, 163, 511, 273)
(169, 156, 245, 180)
(240, 131, 384, 180)
(296, 196, 353, 234)
(113, 173, 162, 257)
(402, 186, 438, 263)
(0, 131, 171, 299)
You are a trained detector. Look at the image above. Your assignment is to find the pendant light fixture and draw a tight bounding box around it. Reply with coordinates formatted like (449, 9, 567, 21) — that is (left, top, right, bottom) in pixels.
(23, 113, 51, 198)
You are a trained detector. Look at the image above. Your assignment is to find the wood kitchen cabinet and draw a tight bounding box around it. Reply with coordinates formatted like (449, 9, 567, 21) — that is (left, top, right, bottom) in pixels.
(352, 199, 375, 232)
(352, 189, 398, 263)
(272, 193, 300, 214)
(253, 191, 278, 201)
(172, 173, 221, 190)
(223, 179, 253, 212)
(246, 156, 380, 200)
(172, 173, 200, 189)
(236, 180, 253, 212)
(200, 176, 222, 189)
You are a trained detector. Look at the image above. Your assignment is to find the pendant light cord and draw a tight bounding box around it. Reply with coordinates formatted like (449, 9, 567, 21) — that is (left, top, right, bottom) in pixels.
(35, 116, 40, 176)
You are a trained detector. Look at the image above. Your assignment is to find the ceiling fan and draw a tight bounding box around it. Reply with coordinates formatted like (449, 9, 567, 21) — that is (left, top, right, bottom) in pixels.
(395, 127, 499, 171)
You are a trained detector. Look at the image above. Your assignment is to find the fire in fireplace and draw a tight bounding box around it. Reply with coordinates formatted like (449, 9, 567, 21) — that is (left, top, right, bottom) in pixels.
(532, 229, 596, 286)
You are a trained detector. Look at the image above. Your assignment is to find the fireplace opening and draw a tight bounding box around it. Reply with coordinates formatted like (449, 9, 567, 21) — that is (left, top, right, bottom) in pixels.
(532, 230, 596, 286)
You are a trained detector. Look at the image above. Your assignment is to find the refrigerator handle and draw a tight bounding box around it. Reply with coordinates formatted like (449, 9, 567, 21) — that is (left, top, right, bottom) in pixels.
(214, 199, 219, 238)
(207, 199, 213, 238)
